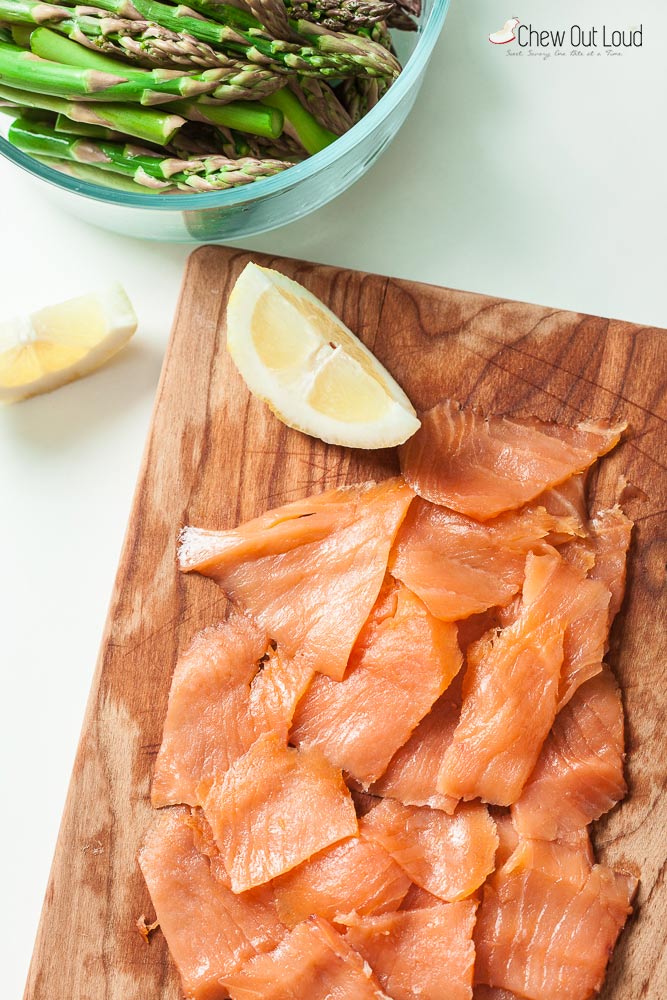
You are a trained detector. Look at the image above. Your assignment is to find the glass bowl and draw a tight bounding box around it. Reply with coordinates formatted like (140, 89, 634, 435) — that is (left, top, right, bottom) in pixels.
(0, 0, 450, 242)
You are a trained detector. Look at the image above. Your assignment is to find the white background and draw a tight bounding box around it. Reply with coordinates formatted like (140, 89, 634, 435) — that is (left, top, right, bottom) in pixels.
(1, 0, 665, 995)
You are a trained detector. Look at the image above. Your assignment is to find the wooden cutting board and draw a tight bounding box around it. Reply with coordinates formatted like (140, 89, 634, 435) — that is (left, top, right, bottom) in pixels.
(24, 246, 666, 1000)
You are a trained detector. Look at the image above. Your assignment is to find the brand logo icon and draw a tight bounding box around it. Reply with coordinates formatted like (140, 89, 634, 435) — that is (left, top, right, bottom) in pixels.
(489, 17, 520, 44)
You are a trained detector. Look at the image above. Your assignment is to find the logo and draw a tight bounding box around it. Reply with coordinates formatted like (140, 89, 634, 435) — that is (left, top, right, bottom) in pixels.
(489, 17, 520, 45)
(488, 18, 643, 53)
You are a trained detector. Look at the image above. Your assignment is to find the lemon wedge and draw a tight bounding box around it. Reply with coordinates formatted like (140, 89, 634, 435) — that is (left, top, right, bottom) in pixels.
(0, 284, 137, 403)
(227, 263, 420, 449)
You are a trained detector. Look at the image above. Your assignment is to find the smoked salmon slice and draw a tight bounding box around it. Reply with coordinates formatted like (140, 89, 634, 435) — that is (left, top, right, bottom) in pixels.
(272, 831, 411, 927)
(474, 838, 636, 1000)
(138, 807, 285, 1000)
(362, 796, 498, 902)
(399, 398, 625, 520)
(290, 578, 462, 787)
(220, 916, 391, 1000)
(152, 621, 311, 809)
(438, 551, 566, 806)
(342, 900, 478, 1000)
(400, 883, 443, 910)
(389, 497, 580, 622)
(564, 505, 633, 624)
(536, 473, 589, 535)
(512, 668, 626, 839)
(369, 672, 463, 812)
(201, 732, 357, 893)
(179, 479, 413, 680)
(152, 617, 268, 808)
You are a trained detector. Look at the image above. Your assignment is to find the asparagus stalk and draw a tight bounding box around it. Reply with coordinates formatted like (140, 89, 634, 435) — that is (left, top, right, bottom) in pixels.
(9, 114, 293, 188)
(55, 111, 131, 137)
(32, 20, 284, 99)
(166, 94, 282, 137)
(35, 152, 171, 190)
(54, 0, 400, 77)
(262, 82, 335, 151)
(10, 21, 32, 42)
(288, 75, 351, 134)
(0, 81, 185, 140)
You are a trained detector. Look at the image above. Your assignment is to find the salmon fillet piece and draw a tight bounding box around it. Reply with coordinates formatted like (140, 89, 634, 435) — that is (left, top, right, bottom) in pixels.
(369, 672, 463, 812)
(389, 497, 580, 622)
(438, 551, 566, 806)
(342, 901, 478, 1000)
(362, 796, 498, 902)
(220, 916, 391, 999)
(179, 479, 413, 680)
(399, 398, 625, 520)
(272, 831, 411, 927)
(291, 578, 462, 787)
(512, 668, 626, 839)
(563, 505, 632, 625)
(152, 621, 311, 809)
(474, 839, 636, 1000)
(152, 618, 268, 808)
(201, 732, 357, 892)
(138, 807, 285, 1000)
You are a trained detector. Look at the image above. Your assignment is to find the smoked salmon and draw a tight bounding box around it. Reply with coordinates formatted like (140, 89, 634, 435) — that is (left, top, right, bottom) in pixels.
(290, 578, 462, 787)
(201, 732, 358, 893)
(152, 621, 311, 810)
(138, 807, 284, 1000)
(342, 901, 478, 1000)
(512, 668, 626, 839)
(438, 551, 566, 806)
(399, 398, 625, 519)
(272, 830, 411, 927)
(389, 497, 580, 622)
(179, 478, 413, 680)
(474, 838, 636, 1000)
(220, 916, 390, 999)
(369, 672, 463, 812)
(362, 796, 498, 902)
(563, 504, 632, 624)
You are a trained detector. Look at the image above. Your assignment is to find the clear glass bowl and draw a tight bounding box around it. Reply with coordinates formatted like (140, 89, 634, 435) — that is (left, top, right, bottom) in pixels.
(0, 0, 450, 242)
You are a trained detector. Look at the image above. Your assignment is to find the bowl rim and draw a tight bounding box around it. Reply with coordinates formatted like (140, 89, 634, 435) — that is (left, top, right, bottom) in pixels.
(0, 0, 450, 211)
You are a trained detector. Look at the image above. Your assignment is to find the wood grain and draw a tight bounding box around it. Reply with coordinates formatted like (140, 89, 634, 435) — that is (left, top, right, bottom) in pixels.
(24, 246, 667, 1000)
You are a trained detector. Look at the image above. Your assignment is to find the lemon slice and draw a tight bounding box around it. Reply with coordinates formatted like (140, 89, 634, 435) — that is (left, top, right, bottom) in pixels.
(0, 284, 137, 403)
(227, 263, 420, 449)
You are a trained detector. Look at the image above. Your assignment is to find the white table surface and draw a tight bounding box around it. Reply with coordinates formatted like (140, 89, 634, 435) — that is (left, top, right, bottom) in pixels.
(2, 0, 665, 994)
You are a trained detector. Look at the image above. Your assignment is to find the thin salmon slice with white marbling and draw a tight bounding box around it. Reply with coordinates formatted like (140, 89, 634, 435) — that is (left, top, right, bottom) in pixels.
(474, 837, 636, 1000)
(399, 398, 625, 519)
(201, 732, 357, 893)
(220, 916, 390, 1000)
(139, 807, 285, 1000)
(563, 504, 633, 624)
(389, 497, 581, 622)
(290, 577, 462, 787)
(342, 901, 478, 1000)
(362, 796, 498, 903)
(152, 619, 311, 809)
(272, 830, 411, 927)
(179, 478, 413, 680)
(369, 671, 463, 812)
(512, 667, 626, 839)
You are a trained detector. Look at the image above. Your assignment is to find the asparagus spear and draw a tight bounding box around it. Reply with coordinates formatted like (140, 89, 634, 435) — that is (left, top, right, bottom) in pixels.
(9, 114, 293, 188)
(288, 75, 351, 135)
(53, 0, 401, 77)
(0, 81, 185, 140)
(35, 152, 172, 189)
(261, 83, 334, 152)
(32, 19, 284, 99)
(166, 95, 282, 137)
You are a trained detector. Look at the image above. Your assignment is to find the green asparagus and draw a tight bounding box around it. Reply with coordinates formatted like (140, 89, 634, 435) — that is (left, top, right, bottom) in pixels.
(261, 84, 335, 153)
(0, 81, 185, 140)
(9, 113, 293, 189)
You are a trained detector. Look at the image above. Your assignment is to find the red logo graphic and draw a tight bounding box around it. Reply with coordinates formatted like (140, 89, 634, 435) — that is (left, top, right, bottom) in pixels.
(489, 17, 520, 44)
